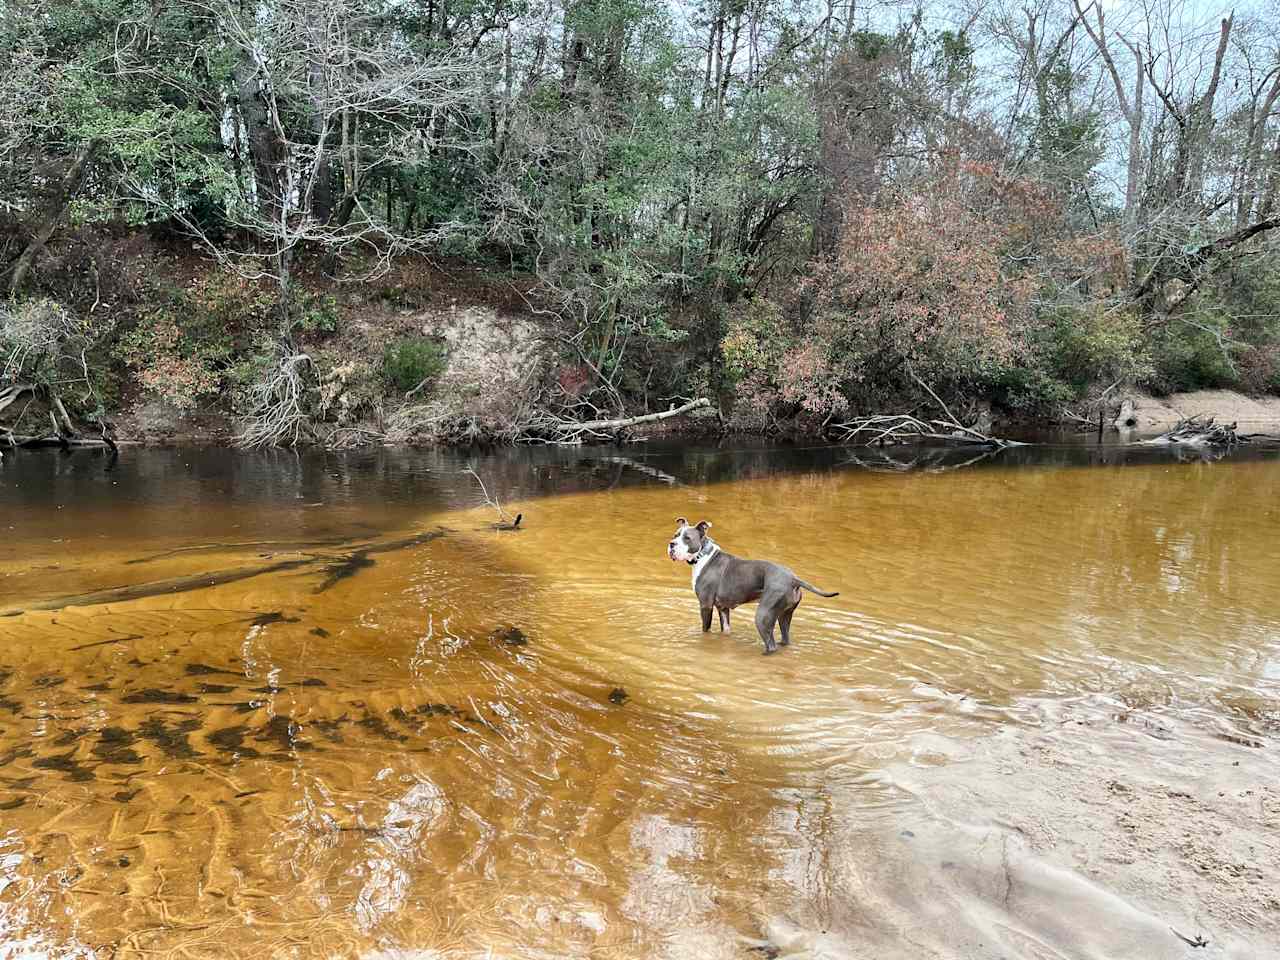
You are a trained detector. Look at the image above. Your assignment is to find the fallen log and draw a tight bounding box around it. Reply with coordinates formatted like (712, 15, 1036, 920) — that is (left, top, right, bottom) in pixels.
(557, 397, 711, 432)
(1, 434, 116, 449)
(832, 413, 1025, 449)
(521, 397, 713, 444)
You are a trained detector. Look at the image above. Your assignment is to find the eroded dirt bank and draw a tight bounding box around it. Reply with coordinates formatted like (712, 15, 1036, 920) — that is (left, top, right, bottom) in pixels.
(1119, 390, 1280, 432)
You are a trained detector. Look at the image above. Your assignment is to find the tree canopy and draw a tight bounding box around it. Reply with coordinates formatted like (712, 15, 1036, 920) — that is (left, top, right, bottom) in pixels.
(3, 0, 1279, 440)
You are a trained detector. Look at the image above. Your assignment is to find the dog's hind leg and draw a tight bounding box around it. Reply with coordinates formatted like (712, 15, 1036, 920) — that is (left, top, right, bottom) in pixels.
(701, 606, 714, 632)
(755, 605, 779, 655)
(778, 602, 798, 646)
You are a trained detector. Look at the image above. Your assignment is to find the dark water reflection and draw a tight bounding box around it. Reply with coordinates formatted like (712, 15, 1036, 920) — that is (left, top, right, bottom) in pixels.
(6, 434, 1278, 518)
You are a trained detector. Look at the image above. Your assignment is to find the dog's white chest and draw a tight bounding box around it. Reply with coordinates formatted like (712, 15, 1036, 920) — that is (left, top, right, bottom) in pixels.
(690, 546, 719, 590)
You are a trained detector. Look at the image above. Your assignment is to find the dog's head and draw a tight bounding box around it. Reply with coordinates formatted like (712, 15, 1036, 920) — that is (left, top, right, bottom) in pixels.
(668, 517, 712, 562)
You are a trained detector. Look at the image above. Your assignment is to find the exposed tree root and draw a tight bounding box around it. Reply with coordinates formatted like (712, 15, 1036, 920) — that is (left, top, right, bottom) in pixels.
(235, 353, 315, 448)
(1135, 415, 1280, 447)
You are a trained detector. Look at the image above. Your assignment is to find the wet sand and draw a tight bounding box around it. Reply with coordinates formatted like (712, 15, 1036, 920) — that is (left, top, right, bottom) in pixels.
(753, 695, 1277, 960)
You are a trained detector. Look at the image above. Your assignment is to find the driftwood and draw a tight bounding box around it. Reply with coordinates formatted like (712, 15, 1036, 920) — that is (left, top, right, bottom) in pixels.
(1136, 415, 1280, 447)
(833, 370, 1025, 449)
(560, 397, 711, 431)
(520, 397, 713, 444)
(832, 413, 1025, 448)
(0, 433, 114, 449)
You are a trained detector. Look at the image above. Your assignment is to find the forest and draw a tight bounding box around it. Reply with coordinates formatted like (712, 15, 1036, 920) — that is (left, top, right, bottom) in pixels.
(1, 0, 1278, 446)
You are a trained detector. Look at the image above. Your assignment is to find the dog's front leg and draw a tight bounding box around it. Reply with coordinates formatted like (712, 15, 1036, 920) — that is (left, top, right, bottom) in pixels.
(718, 607, 731, 632)
(700, 606, 713, 632)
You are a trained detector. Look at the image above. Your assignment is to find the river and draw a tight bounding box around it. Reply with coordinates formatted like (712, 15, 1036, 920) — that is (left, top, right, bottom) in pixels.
(1, 440, 1277, 959)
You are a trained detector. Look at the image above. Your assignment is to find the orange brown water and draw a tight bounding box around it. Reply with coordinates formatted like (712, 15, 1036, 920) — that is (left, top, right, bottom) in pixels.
(1, 445, 1278, 958)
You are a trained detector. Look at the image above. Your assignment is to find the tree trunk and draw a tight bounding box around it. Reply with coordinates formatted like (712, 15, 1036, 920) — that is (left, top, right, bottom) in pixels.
(52, 394, 77, 437)
(1240, 72, 1280, 224)
(308, 59, 334, 223)
(8, 140, 96, 295)
(1261, 132, 1280, 219)
(234, 58, 283, 216)
(1184, 16, 1233, 203)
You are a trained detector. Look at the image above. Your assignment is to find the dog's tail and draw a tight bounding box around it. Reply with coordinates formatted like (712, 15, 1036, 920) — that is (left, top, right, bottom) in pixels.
(796, 579, 839, 598)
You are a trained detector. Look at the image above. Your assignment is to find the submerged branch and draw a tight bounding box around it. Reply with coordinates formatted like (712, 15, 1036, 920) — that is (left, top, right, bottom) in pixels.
(0, 528, 448, 617)
(832, 413, 1024, 448)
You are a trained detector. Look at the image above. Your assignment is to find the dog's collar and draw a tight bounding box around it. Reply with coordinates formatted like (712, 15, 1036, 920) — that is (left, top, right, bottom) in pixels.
(686, 539, 719, 566)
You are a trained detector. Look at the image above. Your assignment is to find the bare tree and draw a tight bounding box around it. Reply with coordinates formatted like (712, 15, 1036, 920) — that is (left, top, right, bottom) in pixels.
(127, 0, 484, 325)
(1073, 0, 1146, 233)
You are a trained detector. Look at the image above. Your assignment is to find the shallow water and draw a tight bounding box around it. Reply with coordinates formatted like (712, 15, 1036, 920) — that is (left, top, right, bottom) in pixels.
(1, 442, 1278, 958)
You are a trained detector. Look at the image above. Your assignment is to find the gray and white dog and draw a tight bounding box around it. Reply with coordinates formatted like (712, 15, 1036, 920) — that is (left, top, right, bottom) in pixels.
(667, 517, 839, 655)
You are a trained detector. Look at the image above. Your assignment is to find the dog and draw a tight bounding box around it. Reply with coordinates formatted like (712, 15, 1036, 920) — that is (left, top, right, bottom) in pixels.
(667, 517, 838, 655)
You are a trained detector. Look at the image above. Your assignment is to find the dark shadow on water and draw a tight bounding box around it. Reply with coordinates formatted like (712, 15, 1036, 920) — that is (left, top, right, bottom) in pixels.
(2, 435, 1278, 528)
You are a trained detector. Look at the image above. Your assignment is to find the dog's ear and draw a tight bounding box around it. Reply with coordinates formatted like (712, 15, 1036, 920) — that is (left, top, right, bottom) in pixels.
(695, 520, 712, 533)
(675, 516, 688, 527)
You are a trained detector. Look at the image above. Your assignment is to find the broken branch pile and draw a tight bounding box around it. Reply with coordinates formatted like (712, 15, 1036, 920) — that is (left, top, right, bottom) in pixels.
(831, 414, 1022, 448)
(1138, 416, 1280, 447)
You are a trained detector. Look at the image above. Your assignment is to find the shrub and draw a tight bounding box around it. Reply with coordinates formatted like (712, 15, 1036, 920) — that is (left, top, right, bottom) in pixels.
(1, 298, 116, 417)
(118, 274, 273, 409)
(1145, 312, 1237, 394)
(1, 298, 88, 378)
(315, 348, 381, 425)
(382, 337, 447, 392)
(293, 293, 339, 335)
(992, 302, 1150, 410)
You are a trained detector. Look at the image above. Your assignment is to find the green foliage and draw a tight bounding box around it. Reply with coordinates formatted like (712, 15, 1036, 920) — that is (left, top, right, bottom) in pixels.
(293, 293, 340, 335)
(849, 29, 893, 61)
(993, 304, 1150, 410)
(723, 299, 788, 385)
(1146, 315, 1238, 394)
(382, 337, 447, 393)
(5, 0, 1277, 445)
(225, 345, 277, 414)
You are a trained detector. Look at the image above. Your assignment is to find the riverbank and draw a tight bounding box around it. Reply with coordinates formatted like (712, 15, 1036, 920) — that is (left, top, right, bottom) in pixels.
(93, 387, 1280, 447)
(1119, 390, 1280, 432)
(5, 230, 1280, 450)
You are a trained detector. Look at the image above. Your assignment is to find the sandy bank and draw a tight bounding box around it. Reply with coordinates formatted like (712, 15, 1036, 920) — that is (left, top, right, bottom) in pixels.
(1126, 390, 1280, 432)
(750, 695, 1277, 960)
